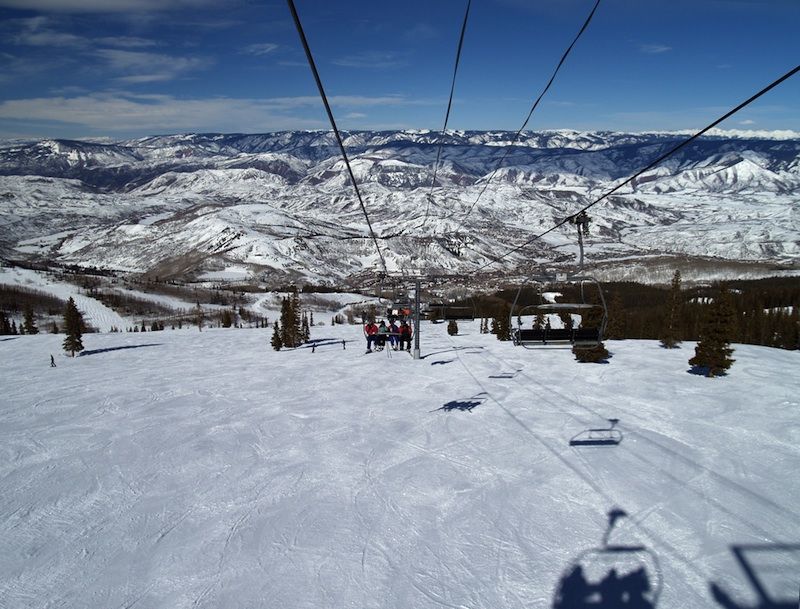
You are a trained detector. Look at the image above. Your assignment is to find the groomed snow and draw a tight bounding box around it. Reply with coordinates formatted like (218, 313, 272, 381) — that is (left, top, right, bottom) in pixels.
(1, 324, 798, 608)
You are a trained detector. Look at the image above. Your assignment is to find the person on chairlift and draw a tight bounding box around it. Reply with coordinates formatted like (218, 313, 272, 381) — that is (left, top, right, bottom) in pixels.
(376, 320, 389, 350)
(388, 319, 400, 350)
(399, 320, 413, 351)
(365, 320, 379, 352)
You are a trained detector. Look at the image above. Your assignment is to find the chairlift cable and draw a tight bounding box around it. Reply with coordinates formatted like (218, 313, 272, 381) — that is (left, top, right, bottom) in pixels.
(451, 0, 601, 231)
(287, 0, 388, 275)
(421, 0, 472, 228)
(474, 63, 800, 273)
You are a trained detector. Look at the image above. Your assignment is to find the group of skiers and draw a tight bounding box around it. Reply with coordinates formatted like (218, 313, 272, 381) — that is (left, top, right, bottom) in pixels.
(364, 319, 413, 353)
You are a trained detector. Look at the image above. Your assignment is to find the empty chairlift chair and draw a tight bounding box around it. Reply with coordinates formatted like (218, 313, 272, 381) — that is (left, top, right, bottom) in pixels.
(510, 273, 608, 349)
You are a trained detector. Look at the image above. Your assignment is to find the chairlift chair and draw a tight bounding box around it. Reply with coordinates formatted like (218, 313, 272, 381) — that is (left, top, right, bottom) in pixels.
(427, 302, 476, 322)
(510, 211, 607, 349)
(510, 275, 607, 348)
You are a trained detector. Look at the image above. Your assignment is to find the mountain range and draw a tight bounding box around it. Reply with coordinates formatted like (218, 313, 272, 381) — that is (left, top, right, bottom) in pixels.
(1, 129, 798, 286)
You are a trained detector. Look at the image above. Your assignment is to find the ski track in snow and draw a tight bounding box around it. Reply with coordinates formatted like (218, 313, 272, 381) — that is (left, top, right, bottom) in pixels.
(0, 322, 798, 608)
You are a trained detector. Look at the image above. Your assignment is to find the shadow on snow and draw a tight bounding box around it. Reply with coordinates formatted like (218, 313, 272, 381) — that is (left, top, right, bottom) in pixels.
(80, 343, 163, 356)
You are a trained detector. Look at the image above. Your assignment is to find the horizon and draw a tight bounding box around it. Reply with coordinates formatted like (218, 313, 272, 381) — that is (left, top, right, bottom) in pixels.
(4, 126, 800, 146)
(0, 0, 798, 140)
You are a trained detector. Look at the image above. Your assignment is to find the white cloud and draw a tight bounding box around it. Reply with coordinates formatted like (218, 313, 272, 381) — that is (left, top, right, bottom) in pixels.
(345, 112, 368, 119)
(739, 119, 756, 125)
(95, 36, 158, 48)
(0, 0, 215, 12)
(241, 43, 278, 56)
(0, 92, 431, 136)
(94, 48, 212, 82)
(639, 43, 672, 54)
(332, 51, 407, 69)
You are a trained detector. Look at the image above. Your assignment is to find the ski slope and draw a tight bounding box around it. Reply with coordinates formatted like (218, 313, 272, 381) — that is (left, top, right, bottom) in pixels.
(1, 323, 798, 608)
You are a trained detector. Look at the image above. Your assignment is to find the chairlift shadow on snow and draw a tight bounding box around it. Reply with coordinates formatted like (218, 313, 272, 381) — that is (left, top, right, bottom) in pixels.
(0, 336, 20, 342)
(552, 508, 662, 609)
(431, 359, 454, 366)
(569, 419, 623, 447)
(299, 338, 341, 350)
(709, 543, 800, 609)
(420, 346, 484, 360)
(489, 369, 523, 379)
(80, 343, 163, 356)
(433, 392, 488, 413)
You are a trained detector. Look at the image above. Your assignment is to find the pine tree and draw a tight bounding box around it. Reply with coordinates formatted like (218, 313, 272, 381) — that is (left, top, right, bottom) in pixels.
(605, 293, 626, 339)
(62, 297, 84, 357)
(493, 304, 511, 341)
(301, 312, 310, 342)
(689, 284, 736, 377)
(0, 311, 11, 335)
(447, 319, 459, 336)
(221, 309, 233, 328)
(660, 270, 683, 348)
(533, 311, 545, 330)
(271, 321, 283, 351)
(279, 291, 303, 347)
(22, 305, 39, 335)
(11, 320, 18, 335)
(50, 321, 59, 334)
(573, 342, 610, 363)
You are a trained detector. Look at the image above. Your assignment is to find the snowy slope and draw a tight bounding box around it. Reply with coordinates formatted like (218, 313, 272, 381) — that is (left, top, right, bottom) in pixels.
(0, 266, 127, 332)
(1, 324, 798, 608)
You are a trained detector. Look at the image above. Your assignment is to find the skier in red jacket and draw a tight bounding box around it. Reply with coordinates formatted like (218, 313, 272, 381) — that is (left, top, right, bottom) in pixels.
(364, 321, 379, 352)
(398, 320, 413, 352)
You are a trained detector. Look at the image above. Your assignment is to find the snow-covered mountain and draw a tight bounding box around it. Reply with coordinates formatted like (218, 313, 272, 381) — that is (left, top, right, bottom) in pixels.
(1, 130, 798, 284)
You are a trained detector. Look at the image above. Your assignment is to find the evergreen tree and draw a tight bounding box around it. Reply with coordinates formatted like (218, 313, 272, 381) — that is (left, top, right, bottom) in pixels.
(447, 319, 459, 336)
(271, 321, 283, 351)
(195, 303, 204, 331)
(605, 293, 626, 339)
(22, 305, 39, 335)
(279, 290, 303, 347)
(493, 304, 511, 341)
(11, 320, 18, 335)
(221, 309, 233, 328)
(660, 270, 683, 348)
(50, 321, 59, 334)
(533, 311, 545, 330)
(573, 342, 610, 363)
(301, 312, 310, 342)
(0, 311, 11, 335)
(559, 311, 575, 331)
(689, 284, 736, 377)
(62, 297, 84, 357)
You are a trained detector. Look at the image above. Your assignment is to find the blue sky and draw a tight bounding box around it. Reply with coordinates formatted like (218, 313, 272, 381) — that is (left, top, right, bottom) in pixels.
(0, 0, 797, 140)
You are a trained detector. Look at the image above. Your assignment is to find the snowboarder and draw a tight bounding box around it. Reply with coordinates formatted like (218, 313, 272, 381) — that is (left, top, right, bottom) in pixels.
(50, 354, 56, 367)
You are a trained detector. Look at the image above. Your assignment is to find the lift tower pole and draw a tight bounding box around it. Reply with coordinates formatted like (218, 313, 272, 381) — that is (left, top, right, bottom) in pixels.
(413, 277, 421, 360)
